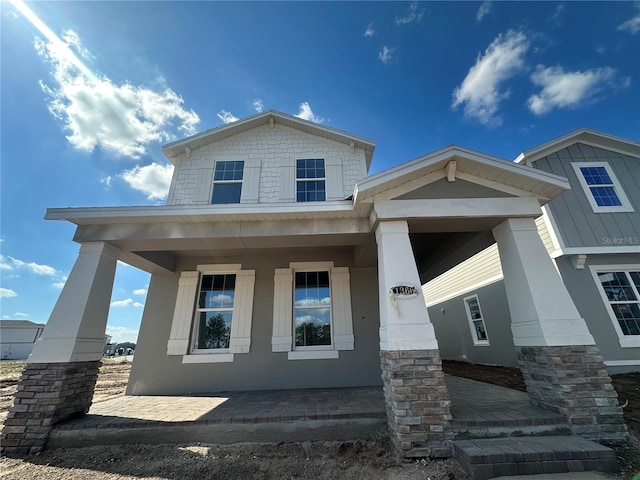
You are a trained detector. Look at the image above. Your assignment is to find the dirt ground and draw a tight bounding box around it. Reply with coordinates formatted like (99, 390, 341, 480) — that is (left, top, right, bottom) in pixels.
(1, 359, 638, 480)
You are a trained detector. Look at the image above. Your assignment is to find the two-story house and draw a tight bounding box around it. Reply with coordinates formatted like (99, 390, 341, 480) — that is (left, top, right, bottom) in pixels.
(424, 129, 640, 374)
(4, 112, 628, 456)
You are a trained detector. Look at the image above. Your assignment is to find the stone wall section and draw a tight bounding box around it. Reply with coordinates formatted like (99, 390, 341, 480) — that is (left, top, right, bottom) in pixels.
(380, 349, 453, 458)
(516, 345, 629, 446)
(1, 361, 100, 455)
(167, 124, 367, 205)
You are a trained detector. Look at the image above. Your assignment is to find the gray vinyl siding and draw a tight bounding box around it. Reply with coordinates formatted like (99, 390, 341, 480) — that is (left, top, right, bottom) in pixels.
(127, 247, 382, 395)
(427, 281, 518, 367)
(555, 253, 640, 373)
(396, 178, 514, 200)
(532, 143, 640, 248)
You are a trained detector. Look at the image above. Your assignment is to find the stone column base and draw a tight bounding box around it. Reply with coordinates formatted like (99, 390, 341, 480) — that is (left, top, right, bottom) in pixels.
(380, 349, 453, 458)
(1, 360, 100, 455)
(516, 346, 628, 445)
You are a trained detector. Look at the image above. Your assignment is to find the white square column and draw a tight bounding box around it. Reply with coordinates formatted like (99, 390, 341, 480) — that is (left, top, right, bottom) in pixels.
(29, 242, 121, 363)
(375, 221, 439, 351)
(493, 218, 594, 346)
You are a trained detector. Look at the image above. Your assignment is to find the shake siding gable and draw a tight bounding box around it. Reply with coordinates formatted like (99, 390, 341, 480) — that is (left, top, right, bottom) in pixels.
(532, 144, 640, 249)
(166, 124, 367, 206)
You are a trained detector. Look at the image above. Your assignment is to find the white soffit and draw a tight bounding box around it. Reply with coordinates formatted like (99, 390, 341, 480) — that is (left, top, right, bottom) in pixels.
(354, 145, 570, 204)
(515, 129, 640, 165)
(162, 110, 376, 169)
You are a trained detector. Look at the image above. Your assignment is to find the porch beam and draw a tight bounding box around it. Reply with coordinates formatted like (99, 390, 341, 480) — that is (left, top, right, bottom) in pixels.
(372, 197, 542, 224)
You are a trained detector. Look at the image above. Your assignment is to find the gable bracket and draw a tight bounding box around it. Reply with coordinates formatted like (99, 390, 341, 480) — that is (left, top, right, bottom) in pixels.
(446, 160, 457, 182)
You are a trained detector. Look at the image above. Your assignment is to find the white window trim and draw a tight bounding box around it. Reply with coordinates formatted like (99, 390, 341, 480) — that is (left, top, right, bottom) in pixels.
(571, 162, 634, 213)
(295, 158, 326, 203)
(588, 264, 640, 349)
(463, 294, 490, 346)
(211, 160, 244, 205)
(166, 263, 255, 363)
(271, 261, 354, 360)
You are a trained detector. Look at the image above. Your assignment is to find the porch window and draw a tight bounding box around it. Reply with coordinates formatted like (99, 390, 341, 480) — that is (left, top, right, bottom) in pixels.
(194, 274, 235, 351)
(272, 262, 354, 360)
(167, 265, 255, 363)
(212, 161, 244, 204)
(294, 271, 332, 348)
(463, 294, 490, 346)
(296, 158, 326, 202)
(572, 162, 633, 213)
(594, 269, 640, 347)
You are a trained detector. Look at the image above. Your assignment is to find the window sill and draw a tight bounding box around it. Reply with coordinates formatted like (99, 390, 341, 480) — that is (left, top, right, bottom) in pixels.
(618, 337, 640, 349)
(472, 341, 491, 347)
(182, 353, 234, 363)
(287, 350, 339, 360)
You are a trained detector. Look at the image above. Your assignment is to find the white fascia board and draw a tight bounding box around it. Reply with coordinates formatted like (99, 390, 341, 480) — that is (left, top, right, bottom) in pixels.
(554, 246, 640, 257)
(355, 145, 569, 203)
(516, 129, 640, 165)
(45, 201, 360, 225)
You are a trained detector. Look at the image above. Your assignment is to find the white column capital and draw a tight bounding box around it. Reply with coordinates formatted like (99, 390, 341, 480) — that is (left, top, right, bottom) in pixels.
(375, 220, 409, 243)
(493, 218, 595, 347)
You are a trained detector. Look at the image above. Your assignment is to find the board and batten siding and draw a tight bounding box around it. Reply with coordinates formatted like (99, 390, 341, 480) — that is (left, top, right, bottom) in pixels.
(166, 124, 367, 205)
(531, 143, 640, 249)
(423, 216, 555, 305)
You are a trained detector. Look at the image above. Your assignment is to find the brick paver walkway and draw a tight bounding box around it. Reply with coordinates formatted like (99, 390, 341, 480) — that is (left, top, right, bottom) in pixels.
(54, 375, 564, 432)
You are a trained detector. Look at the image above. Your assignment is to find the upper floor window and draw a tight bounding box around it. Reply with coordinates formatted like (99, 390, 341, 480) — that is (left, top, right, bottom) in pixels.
(212, 161, 244, 204)
(463, 295, 490, 346)
(296, 158, 326, 202)
(572, 162, 634, 213)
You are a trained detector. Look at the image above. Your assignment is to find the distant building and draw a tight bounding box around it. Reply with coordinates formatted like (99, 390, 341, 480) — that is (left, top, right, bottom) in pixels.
(0, 320, 45, 360)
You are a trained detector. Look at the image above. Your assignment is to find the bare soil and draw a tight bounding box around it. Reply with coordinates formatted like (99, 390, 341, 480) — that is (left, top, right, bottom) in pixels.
(1, 359, 638, 479)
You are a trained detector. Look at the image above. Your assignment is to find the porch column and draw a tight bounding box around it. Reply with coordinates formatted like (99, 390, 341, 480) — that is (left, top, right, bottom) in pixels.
(493, 218, 628, 445)
(375, 221, 452, 458)
(1, 242, 120, 455)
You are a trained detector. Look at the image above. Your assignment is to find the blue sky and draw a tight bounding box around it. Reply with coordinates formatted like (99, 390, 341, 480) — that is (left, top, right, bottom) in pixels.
(1, 1, 639, 344)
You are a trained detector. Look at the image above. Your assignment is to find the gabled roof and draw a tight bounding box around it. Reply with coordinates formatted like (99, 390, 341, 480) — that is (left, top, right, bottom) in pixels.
(515, 128, 640, 165)
(354, 145, 570, 204)
(162, 109, 377, 169)
(0, 320, 45, 328)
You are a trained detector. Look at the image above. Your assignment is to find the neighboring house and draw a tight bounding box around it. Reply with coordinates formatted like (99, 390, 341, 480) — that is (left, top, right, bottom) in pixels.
(0, 320, 45, 360)
(8, 112, 629, 456)
(424, 130, 640, 374)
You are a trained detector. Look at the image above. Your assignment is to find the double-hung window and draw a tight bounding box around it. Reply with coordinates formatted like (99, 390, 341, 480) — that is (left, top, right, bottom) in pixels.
(294, 271, 332, 348)
(194, 274, 236, 351)
(296, 159, 326, 202)
(272, 262, 354, 360)
(592, 268, 640, 348)
(463, 295, 490, 346)
(212, 161, 244, 204)
(572, 162, 633, 213)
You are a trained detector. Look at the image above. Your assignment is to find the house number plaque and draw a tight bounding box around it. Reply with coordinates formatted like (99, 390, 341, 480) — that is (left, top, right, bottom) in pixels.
(390, 285, 419, 298)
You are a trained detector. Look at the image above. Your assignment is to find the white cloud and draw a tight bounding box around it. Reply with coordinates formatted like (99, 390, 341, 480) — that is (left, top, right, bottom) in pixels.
(1, 255, 58, 276)
(476, 1, 491, 22)
(452, 30, 529, 126)
(252, 99, 264, 112)
(217, 110, 239, 124)
(618, 16, 640, 34)
(364, 22, 375, 37)
(133, 288, 147, 296)
(52, 275, 68, 289)
(13, 312, 29, 318)
(106, 325, 139, 344)
(1, 288, 17, 298)
(527, 65, 624, 115)
(120, 162, 174, 200)
(100, 176, 112, 188)
(32, 27, 199, 159)
(5, 10, 19, 19)
(379, 46, 394, 64)
(395, 2, 424, 25)
(110, 298, 144, 308)
(294, 102, 324, 123)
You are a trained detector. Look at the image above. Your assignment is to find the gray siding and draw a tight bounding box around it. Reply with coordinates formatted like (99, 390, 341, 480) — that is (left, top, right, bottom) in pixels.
(396, 178, 514, 200)
(556, 253, 640, 373)
(532, 143, 640, 249)
(128, 247, 382, 395)
(427, 281, 518, 367)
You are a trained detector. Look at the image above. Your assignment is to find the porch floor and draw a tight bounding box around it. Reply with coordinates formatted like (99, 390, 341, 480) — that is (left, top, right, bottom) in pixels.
(52, 375, 566, 434)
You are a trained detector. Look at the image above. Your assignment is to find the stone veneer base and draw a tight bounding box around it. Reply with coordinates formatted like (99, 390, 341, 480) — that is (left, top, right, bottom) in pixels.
(380, 349, 453, 458)
(1, 360, 100, 455)
(516, 345, 628, 446)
